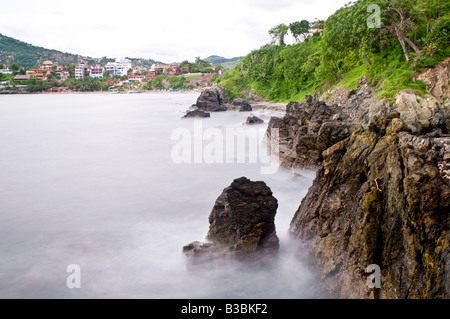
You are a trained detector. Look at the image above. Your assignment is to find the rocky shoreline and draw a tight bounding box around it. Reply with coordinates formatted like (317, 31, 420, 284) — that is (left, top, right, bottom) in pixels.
(271, 60, 449, 299)
(181, 84, 286, 118)
(183, 59, 449, 299)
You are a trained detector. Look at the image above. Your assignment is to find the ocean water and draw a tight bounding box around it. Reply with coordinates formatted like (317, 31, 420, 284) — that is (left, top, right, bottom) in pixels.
(0, 93, 324, 298)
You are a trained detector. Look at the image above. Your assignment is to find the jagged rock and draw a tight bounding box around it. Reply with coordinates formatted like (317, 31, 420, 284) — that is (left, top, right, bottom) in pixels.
(182, 241, 232, 263)
(183, 177, 279, 264)
(266, 96, 359, 168)
(322, 76, 394, 126)
(415, 57, 450, 104)
(395, 91, 445, 134)
(195, 85, 227, 112)
(261, 60, 450, 299)
(245, 115, 264, 124)
(289, 115, 450, 299)
(305, 94, 313, 104)
(232, 98, 252, 112)
(182, 109, 211, 118)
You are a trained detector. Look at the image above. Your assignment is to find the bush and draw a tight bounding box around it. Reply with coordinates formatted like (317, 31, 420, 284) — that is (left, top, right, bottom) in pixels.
(167, 76, 186, 89)
(219, 0, 449, 103)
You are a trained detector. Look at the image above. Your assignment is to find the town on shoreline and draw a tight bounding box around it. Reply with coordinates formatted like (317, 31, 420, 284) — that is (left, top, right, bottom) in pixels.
(0, 57, 223, 94)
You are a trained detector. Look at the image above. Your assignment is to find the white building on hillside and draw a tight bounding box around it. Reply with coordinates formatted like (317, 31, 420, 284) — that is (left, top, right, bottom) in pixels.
(0, 68, 13, 74)
(106, 58, 132, 76)
(75, 59, 89, 79)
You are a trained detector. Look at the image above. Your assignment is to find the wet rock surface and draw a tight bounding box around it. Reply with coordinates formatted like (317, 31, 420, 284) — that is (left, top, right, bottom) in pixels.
(232, 98, 252, 112)
(183, 177, 279, 265)
(267, 94, 360, 169)
(195, 85, 227, 112)
(182, 109, 211, 118)
(245, 115, 264, 124)
(289, 115, 449, 298)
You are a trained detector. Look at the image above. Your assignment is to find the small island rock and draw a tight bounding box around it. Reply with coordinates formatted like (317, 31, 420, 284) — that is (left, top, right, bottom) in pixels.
(182, 109, 211, 118)
(246, 115, 264, 124)
(195, 86, 227, 112)
(183, 177, 279, 265)
(232, 98, 252, 112)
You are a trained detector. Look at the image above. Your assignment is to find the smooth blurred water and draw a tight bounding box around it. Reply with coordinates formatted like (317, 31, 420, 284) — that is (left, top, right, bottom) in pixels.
(0, 93, 324, 299)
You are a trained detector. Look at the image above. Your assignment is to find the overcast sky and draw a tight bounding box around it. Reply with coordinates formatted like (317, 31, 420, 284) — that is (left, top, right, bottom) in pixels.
(0, 0, 350, 63)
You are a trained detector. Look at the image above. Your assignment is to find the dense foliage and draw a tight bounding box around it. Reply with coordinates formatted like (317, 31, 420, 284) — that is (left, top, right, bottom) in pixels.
(204, 55, 242, 67)
(179, 57, 214, 73)
(220, 0, 450, 102)
(0, 33, 161, 70)
(0, 33, 82, 67)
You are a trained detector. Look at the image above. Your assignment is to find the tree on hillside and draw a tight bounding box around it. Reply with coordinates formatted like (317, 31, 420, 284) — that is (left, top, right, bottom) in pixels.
(383, 0, 421, 61)
(178, 60, 191, 74)
(417, 0, 450, 22)
(269, 24, 289, 46)
(195, 57, 212, 68)
(290, 20, 310, 41)
(214, 64, 224, 72)
(8, 62, 21, 72)
(321, 1, 384, 71)
(311, 19, 325, 33)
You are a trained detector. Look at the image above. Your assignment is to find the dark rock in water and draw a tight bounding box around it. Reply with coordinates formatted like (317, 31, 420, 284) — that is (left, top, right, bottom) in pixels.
(246, 115, 264, 124)
(183, 177, 279, 265)
(196, 86, 227, 112)
(289, 115, 450, 299)
(182, 241, 231, 263)
(182, 109, 211, 118)
(232, 98, 252, 112)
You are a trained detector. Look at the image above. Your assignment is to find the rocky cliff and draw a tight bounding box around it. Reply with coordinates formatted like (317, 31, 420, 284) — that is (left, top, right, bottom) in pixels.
(268, 59, 449, 298)
(290, 115, 449, 298)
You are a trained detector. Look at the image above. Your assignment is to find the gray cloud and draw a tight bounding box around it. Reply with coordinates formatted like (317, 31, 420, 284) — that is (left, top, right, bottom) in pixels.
(0, 0, 351, 63)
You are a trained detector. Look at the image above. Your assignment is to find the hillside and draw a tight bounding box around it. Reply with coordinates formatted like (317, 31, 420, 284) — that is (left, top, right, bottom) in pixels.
(219, 0, 450, 103)
(0, 33, 83, 67)
(204, 55, 242, 68)
(0, 33, 161, 68)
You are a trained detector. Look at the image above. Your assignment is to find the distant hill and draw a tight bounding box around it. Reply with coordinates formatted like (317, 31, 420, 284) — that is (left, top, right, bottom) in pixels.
(204, 55, 242, 69)
(0, 33, 161, 68)
(0, 33, 84, 67)
(126, 57, 162, 69)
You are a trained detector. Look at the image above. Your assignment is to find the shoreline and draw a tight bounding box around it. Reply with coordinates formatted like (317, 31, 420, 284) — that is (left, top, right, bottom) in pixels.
(249, 101, 286, 113)
(0, 90, 202, 95)
(0, 89, 287, 114)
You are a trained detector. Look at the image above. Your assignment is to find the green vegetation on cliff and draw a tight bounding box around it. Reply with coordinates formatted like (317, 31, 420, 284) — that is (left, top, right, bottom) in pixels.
(220, 0, 450, 103)
(204, 55, 242, 69)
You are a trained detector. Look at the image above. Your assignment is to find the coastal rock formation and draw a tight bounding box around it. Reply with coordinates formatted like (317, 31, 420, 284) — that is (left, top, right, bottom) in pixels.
(266, 70, 447, 169)
(267, 94, 360, 168)
(289, 115, 450, 298)
(245, 115, 264, 125)
(183, 177, 279, 264)
(415, 57, 450, 104)
(322, 76, 394, 126)
(232, 98, 252, 112)
(266, 59, 450, 298)
(395, 92, 445, 134)
(195, 85, 227, 112)
(182, 109, 211, 118)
